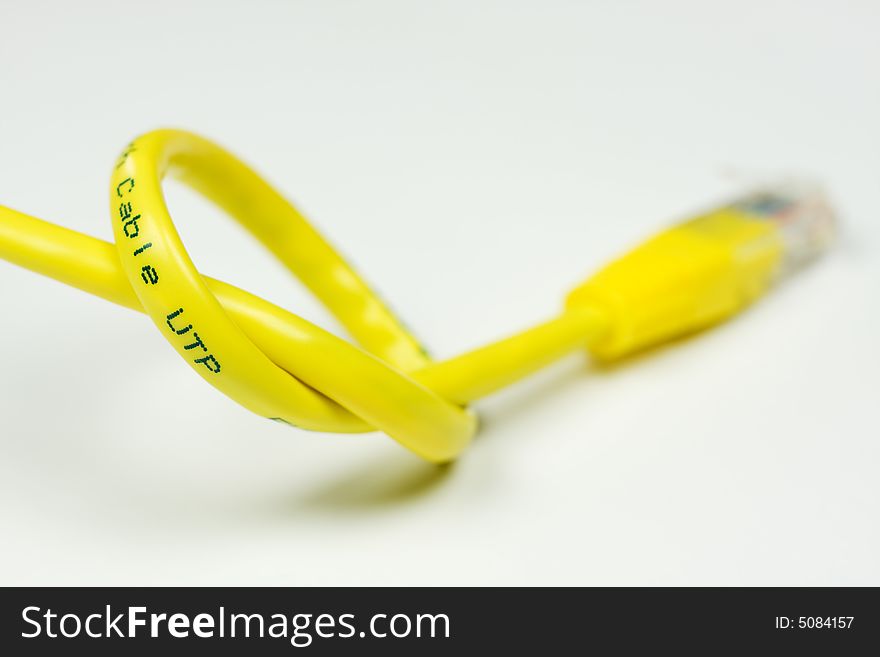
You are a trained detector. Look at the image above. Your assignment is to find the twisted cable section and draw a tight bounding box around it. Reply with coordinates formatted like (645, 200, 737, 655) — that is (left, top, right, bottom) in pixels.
(0, 130, 608, 462)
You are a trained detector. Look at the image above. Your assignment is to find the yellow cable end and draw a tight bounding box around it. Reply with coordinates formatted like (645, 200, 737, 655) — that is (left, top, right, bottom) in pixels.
(566, 184, 836, 361)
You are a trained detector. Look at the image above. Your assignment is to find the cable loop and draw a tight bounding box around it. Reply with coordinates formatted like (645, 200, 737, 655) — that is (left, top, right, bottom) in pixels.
(111, 130, 476, 462)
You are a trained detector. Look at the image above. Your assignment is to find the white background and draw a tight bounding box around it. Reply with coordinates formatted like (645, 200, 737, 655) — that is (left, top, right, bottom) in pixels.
(1, 0, 878, 585)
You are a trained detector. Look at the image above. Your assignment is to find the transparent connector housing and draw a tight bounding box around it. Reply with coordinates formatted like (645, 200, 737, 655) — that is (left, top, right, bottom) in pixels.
(730, 182, 837, 276)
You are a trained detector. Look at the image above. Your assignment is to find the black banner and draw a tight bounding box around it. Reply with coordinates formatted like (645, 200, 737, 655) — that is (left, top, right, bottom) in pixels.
(1, 587, 876, 654)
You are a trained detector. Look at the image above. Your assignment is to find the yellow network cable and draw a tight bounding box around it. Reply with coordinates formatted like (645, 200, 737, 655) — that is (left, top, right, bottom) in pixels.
(0, 130, 835, 462)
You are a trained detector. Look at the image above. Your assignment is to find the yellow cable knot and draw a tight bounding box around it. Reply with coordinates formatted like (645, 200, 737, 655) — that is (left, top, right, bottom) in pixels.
(0, 130, 834, 462)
